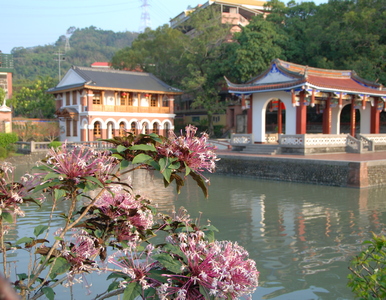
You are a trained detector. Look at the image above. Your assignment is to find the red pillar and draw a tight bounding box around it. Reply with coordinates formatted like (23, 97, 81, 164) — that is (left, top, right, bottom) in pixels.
(277, 100, 283, 134)
(296, 92, 307, 134)
(322, 96, 332, 134)
(350, 96, 356, 137)
(247, 95, 253, 134)
(371, 97, 380, 134)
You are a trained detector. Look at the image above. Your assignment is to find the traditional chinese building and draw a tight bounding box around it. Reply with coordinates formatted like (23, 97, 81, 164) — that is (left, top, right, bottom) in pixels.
(226, 59, 386, 154)
(47, 65, 182, 142)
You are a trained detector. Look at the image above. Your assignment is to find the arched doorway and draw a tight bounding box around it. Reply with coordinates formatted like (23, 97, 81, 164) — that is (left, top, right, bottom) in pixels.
(152, 122, 159, 134)
(130, 121, 137, 134)
(264, 99, 285, 143)
(142, 122, 149, 134)
(340, 104, 360, 135)
(119, 121, 126, 137)
(107, 121, 114, 139)
(93, 121, 101, 140)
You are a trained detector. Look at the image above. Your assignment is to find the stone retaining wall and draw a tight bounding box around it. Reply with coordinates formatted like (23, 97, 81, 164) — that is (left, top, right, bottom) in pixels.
(216, 155, 386, 188)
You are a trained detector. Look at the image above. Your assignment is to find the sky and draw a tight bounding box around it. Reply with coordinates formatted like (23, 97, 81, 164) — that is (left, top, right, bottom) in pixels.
(1, 0, 327, 54)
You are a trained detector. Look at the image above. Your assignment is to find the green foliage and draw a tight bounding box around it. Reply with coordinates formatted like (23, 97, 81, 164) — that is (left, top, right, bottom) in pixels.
(8, 76, 56, 118)
(348, 233, 386, 299)
(0, 147, 8, 159)
(11, 26, 138, 83)
(0, 88, 5, 104)
(48, 141, 62, 149)
(0, 132, 18, 149)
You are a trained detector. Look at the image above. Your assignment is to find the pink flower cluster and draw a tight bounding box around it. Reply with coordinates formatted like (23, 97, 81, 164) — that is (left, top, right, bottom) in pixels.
(45, 143, 118, 183)
(58, 229, 102, 274)
(0, 162, 41, 217)
(157, 125, 218, 177)
(94, 186, 154, 242)
(161, 231, 259, 300)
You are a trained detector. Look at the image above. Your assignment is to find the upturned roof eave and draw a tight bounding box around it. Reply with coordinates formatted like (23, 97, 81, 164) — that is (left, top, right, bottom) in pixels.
(228, 81, 386, 97)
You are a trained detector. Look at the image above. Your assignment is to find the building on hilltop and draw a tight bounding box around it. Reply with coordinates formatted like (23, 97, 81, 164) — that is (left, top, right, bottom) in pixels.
(171, 1, 269, 136)
(47, 64, 182, 142)
(171, 0, 268, 34)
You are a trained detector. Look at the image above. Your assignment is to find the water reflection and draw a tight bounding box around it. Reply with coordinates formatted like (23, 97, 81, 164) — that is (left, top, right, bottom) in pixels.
(5, 165, 386, 299)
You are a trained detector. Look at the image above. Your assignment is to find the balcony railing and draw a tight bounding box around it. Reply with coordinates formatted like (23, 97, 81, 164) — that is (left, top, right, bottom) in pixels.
(92, 105, 172, 114)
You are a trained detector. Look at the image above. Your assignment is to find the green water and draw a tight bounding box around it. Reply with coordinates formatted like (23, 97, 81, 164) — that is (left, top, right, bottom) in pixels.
(8, 164, 386, 299)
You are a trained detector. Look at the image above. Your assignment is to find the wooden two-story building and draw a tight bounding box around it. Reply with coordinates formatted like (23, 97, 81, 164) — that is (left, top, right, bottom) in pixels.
(47, 65, 182, 142)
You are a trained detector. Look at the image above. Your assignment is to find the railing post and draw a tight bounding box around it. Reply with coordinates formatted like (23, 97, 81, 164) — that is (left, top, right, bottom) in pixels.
(30, 141, 35, 153)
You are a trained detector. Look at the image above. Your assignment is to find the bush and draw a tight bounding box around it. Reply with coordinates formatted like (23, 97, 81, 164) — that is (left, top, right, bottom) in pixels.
(0, 132, 18, 149)
(347, 233, 386, 299)
(48, 141, 62, 149)
(0, 147, 8, 159)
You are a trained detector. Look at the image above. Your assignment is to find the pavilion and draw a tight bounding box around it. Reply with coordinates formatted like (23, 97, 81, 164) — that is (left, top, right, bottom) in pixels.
(226, 59, 386, 154)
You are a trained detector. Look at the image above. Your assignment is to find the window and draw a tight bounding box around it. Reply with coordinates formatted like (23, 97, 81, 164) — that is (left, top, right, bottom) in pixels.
(164, 123, 170, 138)
(66, 92, 70, 106)
(72, 91, 77, 105)
(151, 94, 157, 107)
(93, 92, 101, 105)
(192, 116, 200, 123)
(66, 119, 71, 136)
(142, 122, 149, 134)
(162, 96, 169, 107)
(119, 122, 125, 137)
(94, 122, 101, 138)
(73, 120, 77, 136)
(152, 122, 159, 134)
(128, 93, 133, 106)
(130, 122, 136, 133)
(213, 116, 220, 123)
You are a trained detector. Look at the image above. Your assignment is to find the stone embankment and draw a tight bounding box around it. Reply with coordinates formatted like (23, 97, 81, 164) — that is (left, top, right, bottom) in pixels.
(215, 153, 386, 188)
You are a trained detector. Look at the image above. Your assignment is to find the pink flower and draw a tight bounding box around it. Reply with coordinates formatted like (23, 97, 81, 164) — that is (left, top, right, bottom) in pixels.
(44, 143, 118, 183)
(59, 229, 102, 274)
(0, 162, 41, 217)
(161, 231, 259, 299)
(157, 125, 218, 178)
(94, 186, 154, 242)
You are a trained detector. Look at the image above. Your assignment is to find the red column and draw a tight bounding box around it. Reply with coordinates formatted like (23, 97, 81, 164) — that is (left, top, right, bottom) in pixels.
(371, 97, 380, 134)
(350, 96, 356, 137)
(277, 100, 283, 134)
(296, 92, 307, 134)
(247, 95, 253, 134)
(323, 96, 332, 134)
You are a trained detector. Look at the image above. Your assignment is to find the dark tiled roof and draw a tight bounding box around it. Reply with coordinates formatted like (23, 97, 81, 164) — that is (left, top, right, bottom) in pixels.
(48, 66, 182, 94)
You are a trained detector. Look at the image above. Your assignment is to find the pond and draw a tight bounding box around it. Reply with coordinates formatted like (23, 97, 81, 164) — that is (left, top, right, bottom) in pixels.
(6, 162, 386, 299)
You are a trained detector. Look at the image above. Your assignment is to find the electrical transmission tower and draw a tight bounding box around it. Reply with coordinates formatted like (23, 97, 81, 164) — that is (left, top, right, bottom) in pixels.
(139, 0, 151, 32)
(54, 50, 65, 81)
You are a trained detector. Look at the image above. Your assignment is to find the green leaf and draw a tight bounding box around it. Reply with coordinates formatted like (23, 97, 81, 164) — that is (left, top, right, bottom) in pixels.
(161, 168, 173, 183)
(123, 282, 142, 300)
(42, 287, 55, 300)
(15, 237, 34, 245)
(49, 257, 71, 280)
(163, 243, 186, 261)
(108, 281, 120, 292)
(200, 285, 215, 300)
(43, 172, 65, 182)
(147, 270, 169, 284)
(54, 189, 66, 201)
(205, 230, 215, 243)
(152, 253, 184, 274)
(84, 176, 104, 188)
(1, 212, 14, 223)
(117, 145, 128, 153)
(17, 273, 28, 281)
(132, 153, 153, 165)
(33, 179, 62, 193)
(120, 159, 130, 169)
(184, 163, 191, 176)
(34, 225, 48, 237)
(107, 272, 128, 281)
(129, 144, 156, 152)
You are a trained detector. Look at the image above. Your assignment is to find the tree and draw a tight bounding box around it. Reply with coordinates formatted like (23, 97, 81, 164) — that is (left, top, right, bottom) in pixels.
(111, 25, 187, 86)
(0, 88, 5, 105)
(8, 76, 56, 118)
(178, 5, 232, 136)
(224, 15, 287, 83)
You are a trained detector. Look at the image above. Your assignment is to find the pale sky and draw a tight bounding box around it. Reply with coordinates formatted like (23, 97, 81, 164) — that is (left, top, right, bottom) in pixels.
(1, 0, 328, 54)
